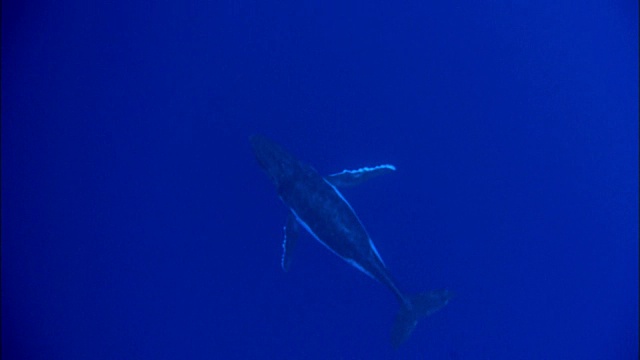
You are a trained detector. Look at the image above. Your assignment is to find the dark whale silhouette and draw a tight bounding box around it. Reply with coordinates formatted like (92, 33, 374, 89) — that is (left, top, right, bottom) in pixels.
(251, 134, 451, 347)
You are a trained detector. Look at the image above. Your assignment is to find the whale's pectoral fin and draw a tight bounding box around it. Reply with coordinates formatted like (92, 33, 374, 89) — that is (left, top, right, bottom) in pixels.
(281, 213, 300, 272)
(326, 164, 396, 188)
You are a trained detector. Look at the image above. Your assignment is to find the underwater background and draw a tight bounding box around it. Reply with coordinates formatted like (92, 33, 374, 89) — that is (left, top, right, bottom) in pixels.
(2, 1, 638, 359)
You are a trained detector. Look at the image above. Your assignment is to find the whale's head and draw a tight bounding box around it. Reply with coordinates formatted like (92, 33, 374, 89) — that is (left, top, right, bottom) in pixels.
(250, 135, 303, 189)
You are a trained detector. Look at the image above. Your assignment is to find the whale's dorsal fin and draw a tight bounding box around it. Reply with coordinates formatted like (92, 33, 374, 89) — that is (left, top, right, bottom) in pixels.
(326, 164, 396, 188)
(281, 213, 300, 272)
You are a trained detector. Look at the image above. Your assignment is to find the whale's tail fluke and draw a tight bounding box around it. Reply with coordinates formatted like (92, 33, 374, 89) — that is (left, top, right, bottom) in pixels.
(391, 289, 452, 347)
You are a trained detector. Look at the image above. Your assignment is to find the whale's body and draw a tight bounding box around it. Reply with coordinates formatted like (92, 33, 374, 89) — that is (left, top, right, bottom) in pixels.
(251, 135, 450, 347)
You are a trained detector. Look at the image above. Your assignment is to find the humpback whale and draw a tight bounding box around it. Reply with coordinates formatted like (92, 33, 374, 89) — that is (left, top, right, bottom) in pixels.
(251, 134, 450, 347)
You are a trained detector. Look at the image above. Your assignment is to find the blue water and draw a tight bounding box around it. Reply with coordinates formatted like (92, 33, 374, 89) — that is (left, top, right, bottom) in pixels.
(2, 1, 638, 359)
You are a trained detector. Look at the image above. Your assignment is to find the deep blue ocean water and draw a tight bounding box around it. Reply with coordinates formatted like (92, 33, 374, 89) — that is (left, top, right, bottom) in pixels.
(2, 1, 638, 359)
